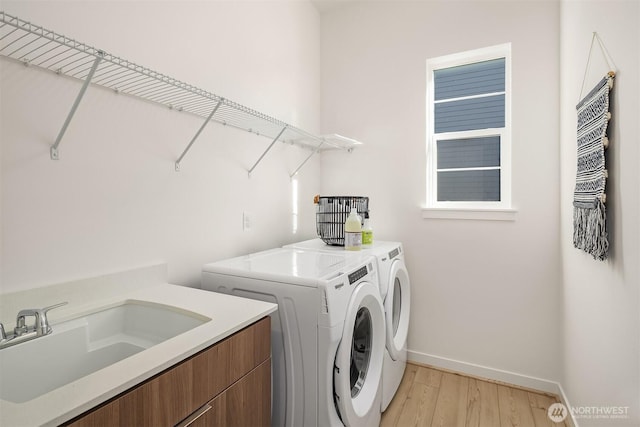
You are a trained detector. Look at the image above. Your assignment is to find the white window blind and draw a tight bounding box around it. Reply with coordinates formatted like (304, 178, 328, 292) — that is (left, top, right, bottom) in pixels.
(426, 44, 511, 209)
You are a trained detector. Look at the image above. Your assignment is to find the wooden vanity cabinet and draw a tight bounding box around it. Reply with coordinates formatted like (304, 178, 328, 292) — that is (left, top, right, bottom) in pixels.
(66, 317, 271, 427)
(187, 359, 271, 427)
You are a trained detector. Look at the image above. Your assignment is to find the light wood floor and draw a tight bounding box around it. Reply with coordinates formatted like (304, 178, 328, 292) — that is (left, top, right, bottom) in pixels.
(381, 363, 568, 427)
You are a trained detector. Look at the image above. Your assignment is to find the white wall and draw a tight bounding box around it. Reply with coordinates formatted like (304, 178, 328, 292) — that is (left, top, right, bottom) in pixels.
(0, 1, 322, 292)
(560, 1, 640, 425)
(319, 1, 562, 382)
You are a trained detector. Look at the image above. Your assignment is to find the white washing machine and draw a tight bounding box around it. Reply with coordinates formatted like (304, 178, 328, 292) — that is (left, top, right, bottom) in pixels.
(284, 239, 411, 411)
(202, 248, 385, 427)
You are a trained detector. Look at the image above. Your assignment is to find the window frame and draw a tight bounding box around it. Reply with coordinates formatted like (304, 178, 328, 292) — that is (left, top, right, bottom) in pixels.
(426, 43, 512, 211)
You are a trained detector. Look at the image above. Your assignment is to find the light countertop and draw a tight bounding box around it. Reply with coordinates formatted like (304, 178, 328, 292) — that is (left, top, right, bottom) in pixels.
(0, 265, 277, 426)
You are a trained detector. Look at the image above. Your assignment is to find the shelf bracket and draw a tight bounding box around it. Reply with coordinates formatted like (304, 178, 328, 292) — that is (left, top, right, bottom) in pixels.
(247, 126, 287, 177)
(289, 140, 325, 178)
(50, 52, 104, 160)
(175, 99, 223, 171)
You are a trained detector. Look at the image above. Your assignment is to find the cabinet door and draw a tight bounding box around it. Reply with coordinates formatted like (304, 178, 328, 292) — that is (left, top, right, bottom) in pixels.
(190, 358, 271, 427)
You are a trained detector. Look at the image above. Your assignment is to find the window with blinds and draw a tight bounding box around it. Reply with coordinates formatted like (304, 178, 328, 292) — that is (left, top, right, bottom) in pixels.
(426, 44, 511, 208)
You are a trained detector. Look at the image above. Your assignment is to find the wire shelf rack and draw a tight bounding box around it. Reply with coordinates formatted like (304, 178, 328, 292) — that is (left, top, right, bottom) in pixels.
(0, 11, 361, 175)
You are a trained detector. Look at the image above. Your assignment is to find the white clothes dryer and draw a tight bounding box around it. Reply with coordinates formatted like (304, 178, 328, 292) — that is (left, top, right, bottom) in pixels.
(202, 248, 385, 427)
(283, 239, 411, 411)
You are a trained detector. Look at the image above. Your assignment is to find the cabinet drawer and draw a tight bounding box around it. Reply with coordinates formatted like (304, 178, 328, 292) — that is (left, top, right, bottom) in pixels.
(67, 317, 270, 427)
(189, 358, 271, 427)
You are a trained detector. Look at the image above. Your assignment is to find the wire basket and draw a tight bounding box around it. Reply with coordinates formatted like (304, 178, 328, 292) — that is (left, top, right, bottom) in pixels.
(315, 195, 369, 246)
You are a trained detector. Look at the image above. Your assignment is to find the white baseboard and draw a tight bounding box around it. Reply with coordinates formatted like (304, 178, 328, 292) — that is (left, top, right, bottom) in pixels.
(407, 349, 555, 394)
(407, 349, 579, 426)
(556, 382, 579, 427)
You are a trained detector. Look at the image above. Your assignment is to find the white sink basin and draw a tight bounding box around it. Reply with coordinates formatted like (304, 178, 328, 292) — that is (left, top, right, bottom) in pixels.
(0, 300, 210, 403)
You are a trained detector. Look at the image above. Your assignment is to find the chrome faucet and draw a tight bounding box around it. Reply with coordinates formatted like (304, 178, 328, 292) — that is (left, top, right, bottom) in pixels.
(0, 302, 68, 349)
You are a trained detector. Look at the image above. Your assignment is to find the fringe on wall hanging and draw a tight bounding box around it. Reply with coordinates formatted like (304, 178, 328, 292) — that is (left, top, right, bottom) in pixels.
(573, 32, 617, 261)
(573, 72, 614, 260)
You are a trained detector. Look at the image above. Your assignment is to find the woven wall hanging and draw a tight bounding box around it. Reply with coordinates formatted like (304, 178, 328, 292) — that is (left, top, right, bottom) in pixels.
(573, 32, 617, 261)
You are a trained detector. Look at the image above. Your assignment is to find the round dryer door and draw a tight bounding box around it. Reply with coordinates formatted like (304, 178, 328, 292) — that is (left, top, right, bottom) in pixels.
(334, 281, 385, 426)
(385, 260, 411, 360)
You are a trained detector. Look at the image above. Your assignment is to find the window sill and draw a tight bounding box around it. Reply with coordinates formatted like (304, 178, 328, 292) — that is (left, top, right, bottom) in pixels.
(421, 207, 517, 221)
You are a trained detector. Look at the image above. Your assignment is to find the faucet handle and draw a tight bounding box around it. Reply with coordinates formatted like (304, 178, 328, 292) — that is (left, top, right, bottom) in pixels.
(42, 301, 69, 313)
(38, 302, 68, 335)
(0, 323, 6, 341)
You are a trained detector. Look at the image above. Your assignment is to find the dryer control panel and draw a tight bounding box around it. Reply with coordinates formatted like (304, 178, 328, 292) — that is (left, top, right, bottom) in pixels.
(348, 264, 369, 285)
(389, 247, 401, 260)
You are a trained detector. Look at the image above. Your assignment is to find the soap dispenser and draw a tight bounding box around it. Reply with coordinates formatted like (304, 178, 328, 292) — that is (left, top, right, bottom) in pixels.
(344, 208, 362, 251)
(362, 211, 373, 247)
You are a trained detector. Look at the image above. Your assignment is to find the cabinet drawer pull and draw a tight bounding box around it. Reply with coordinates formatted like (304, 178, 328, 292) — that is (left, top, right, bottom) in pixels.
(175, 403, 212, 427)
